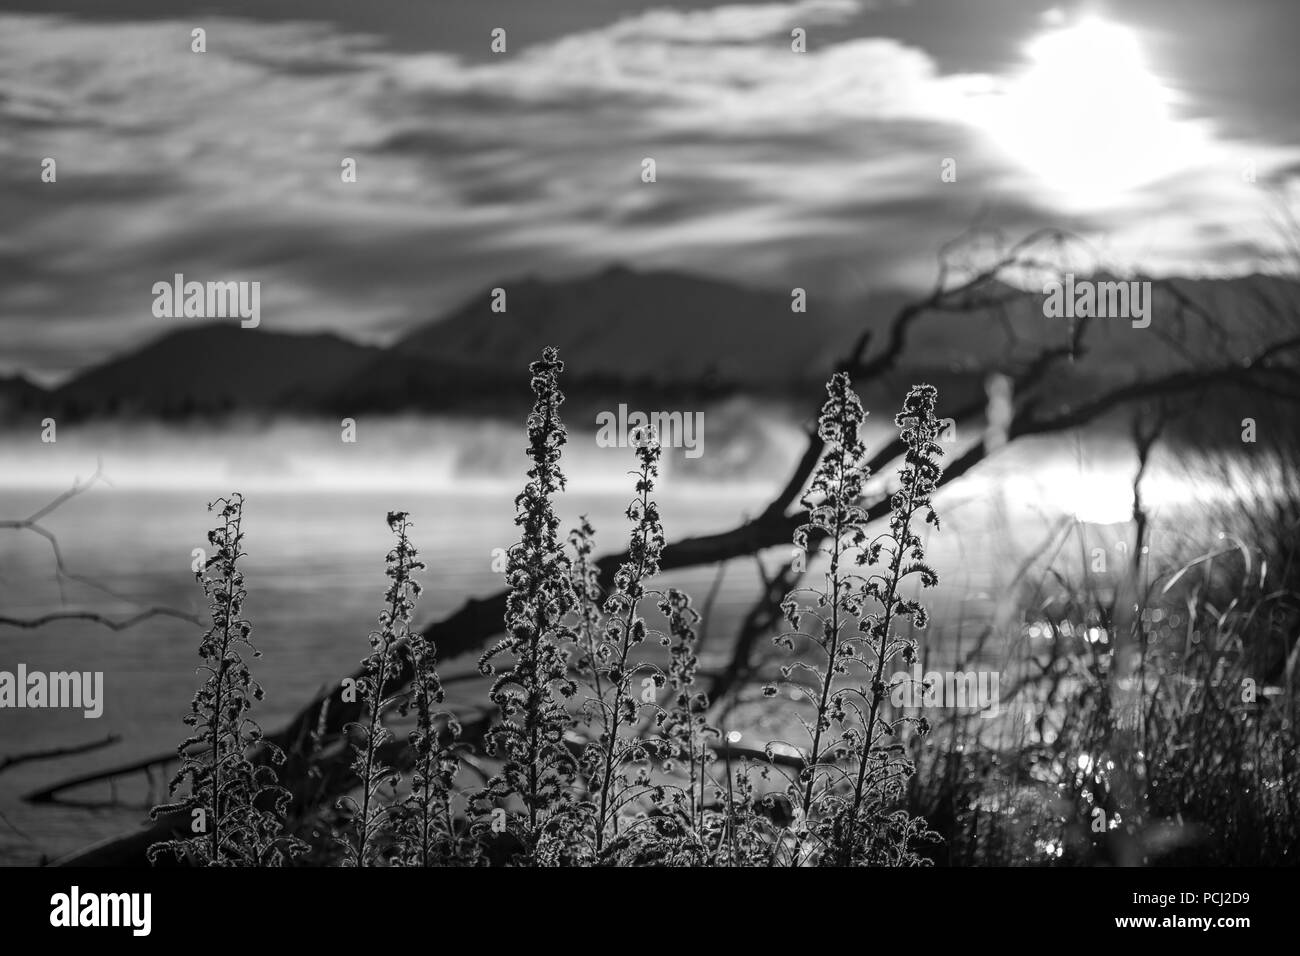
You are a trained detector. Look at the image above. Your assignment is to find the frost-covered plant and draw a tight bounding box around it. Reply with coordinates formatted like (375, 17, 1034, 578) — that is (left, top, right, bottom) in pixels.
(478, 347, 583, 861)
(604, 588, 717, 864)
(339, 510, 424, 866)
(712, 759, 780, 866)
(384, 516, 467, 867)
(585, 434, 666, 855)
(838, 383, 945, 864)
(651, 590, 716, 835)
(769, 377, 944, 865)
(769, 373, 873, 861)
(149, 494, 301, 866)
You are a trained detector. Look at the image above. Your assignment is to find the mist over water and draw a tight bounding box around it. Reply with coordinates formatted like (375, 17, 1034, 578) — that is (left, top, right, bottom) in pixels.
(0, 401, 810, 495)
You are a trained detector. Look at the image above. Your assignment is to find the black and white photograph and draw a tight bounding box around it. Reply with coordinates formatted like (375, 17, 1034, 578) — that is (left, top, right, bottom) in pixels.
(0, 0, 1295, 931)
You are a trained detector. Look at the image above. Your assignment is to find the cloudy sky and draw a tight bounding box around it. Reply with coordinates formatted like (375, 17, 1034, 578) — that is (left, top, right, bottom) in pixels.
(3, 0, 1299, 383)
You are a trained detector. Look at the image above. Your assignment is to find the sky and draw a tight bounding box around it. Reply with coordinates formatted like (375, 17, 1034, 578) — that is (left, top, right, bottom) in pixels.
(2, 0, 1299, 383)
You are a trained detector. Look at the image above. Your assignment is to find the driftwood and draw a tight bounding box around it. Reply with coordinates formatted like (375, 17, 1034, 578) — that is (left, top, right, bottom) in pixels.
(36, 231, 1300, 865)
(1, 735, 122, 776)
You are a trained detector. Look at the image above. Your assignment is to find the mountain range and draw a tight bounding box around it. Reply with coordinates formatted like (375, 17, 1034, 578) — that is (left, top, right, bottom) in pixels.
(4, 266, 1296, 421)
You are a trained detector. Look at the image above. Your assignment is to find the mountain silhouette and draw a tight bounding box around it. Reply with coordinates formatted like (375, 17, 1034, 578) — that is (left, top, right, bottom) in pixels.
(27, 268, 1299, 421)
(395, 265, 845, 389)
(52, 325, 380, 418)
(0, 374, 45, 416)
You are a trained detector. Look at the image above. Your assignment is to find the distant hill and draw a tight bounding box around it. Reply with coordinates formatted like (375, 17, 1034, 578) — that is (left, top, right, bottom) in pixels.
(0, 374, 46, 417)
(396, 265, 847, 391)
(52, 325, 381, 418)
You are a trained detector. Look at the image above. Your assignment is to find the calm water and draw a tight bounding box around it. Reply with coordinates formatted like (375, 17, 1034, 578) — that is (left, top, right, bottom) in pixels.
(0, 417, 1213, 863)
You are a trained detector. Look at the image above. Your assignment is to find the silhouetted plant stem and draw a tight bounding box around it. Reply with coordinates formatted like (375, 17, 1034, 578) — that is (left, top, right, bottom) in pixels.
(149, 493, 300, 867)
(342, 511, 423, 866)
(385, 514, 460, 868)
(207, 500, 241, 861)
(592, 437, 664, 853)
(478, 347, 579, 861)
(775, 372, 873, 864)
(847, 384, 943, 857)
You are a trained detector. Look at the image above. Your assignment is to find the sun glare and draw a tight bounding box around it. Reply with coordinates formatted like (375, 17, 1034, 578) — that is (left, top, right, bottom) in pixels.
(986, 15, 1192, 208)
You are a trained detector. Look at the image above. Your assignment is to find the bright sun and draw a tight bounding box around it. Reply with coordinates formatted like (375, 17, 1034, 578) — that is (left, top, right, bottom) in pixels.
(986, 15, 1191, 208)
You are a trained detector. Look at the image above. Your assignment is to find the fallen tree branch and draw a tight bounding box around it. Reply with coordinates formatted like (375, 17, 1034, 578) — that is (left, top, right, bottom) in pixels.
(1, 734, 122, 775)
(709, 554, 802, 712)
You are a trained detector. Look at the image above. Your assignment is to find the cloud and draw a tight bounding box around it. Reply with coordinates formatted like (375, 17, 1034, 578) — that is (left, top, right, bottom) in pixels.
(597, 0, 864, 43)
(0, 4, 1296, 381)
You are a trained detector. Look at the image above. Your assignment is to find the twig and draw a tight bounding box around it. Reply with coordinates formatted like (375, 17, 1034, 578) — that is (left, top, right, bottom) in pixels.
(0, 461, 201, 630)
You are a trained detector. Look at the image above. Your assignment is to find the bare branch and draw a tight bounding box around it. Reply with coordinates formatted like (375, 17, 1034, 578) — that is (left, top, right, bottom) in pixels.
(1, 734, 122, 775)
(0, 609, 196, 631)
(0, 460, 202, 631)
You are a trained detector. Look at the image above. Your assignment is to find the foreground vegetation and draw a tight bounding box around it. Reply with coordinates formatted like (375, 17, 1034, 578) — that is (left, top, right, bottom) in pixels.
(145, 348, 1299, 866)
